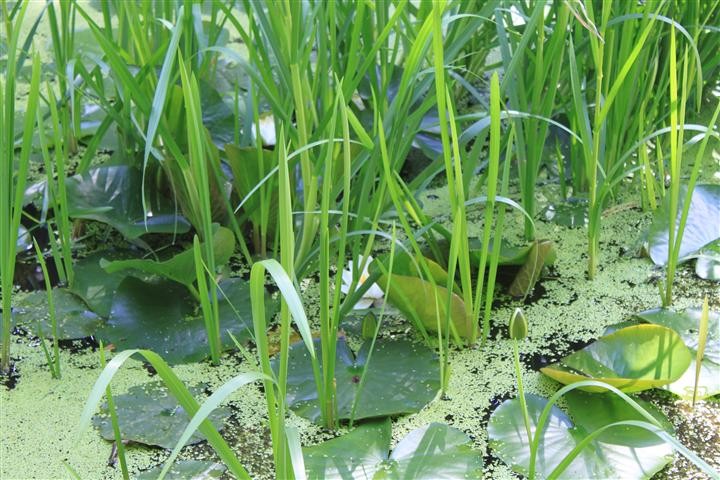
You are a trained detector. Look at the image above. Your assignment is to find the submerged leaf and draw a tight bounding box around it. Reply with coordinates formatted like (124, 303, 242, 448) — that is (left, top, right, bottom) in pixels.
(279, 337, 439, 423)
(541, 325, 692, 393)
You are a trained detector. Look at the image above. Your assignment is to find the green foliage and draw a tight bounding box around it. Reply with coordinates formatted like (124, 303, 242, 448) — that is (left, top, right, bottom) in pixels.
(541, 325, 692, 393)
(303, 419, 482, 479)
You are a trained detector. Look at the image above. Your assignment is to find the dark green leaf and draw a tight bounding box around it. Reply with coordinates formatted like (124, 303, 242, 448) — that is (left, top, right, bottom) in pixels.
(137, 460, 226, 480)
(92, 382, 229, 449)
(14, 288, 103, 338)
(509, 240, 556, 298)
(98, 277, 256, 365)
(69, 250, 147, 317)
(280, 337, 439, 423)
(101, 226, 235, 290)
(66, 166, 191, 239)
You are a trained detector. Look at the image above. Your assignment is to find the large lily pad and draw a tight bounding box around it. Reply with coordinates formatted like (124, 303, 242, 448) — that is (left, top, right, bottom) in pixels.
(647, 184, 720, 266)
(69, 249, 147, 318)
(540, 325, 692, 393)
(635, 307, 720, 399)
(695, 239, 720, 281)
(13, 288, 104, 338)
(489, 392, 673, 479)
(92, 382, 229, 449)
(279, 337, 439, 423)
(137, 461, 226, 480)
(66, 165, 191, 240)
(98, 276, 257, 364)
(508, 240, 557, 298)
(303, 419, 481, 479)
(101, 226, 235, 292)
(370, 254, 472, 339)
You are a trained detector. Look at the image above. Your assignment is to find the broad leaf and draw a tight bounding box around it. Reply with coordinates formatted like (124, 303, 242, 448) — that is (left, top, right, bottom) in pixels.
(541, 325, 691, 393)
(509, 240, 557, 298)
(69, 250, 147, 317)
(98, 277, 257, 364)
(279, 337, 439, 423)
(14, 288, 103, 338)
(137, 460, 226, 480)
(647, 184, 720, 266)
(370, 254, 472, 339)
(541, 199, 588, 228)
(695, 239, 720, 281)
(66, 165, 191, 239)
(93, 382, 229, 449)
(489, 393, 673, 479)
(101, 226, 235, 291)
(304, 420, 481, 479)
(635, 307, 720, 399)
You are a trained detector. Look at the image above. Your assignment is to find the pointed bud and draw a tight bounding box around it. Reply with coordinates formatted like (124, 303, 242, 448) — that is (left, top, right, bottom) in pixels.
(509, 307, 528, 340)
(362, 312, 377, 340)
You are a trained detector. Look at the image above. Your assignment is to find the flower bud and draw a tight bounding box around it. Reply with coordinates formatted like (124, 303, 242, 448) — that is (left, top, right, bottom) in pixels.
(509, 307, 528, 340)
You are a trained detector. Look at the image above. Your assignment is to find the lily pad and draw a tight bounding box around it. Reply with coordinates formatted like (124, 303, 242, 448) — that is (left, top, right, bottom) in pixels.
(695, 239, 720, 281)
(540, 325, 692, 393)
(93, 382, 229, 449)
(541, 199, 588, 228)
(303, 419, 481, 479)
(137, 460, 226, 480)
(279, 337, 439, 423)
(69, 250, 147, 318)
(647, 184, 720, 266)
(66, 165, 191, 240)
(13, 288, 104, 339)
(489, 392, 673, 479)
(370, 254, 472, 339)
(101, 226, 235, 292)
(98, 276, 257, 364)
(635, 307, 720, 399)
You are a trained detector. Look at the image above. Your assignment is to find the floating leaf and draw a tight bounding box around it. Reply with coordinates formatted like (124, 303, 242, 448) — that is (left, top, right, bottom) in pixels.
(541, 199, 588, 228)
(541, 325, 692, 393)
(509, 240, 557, 298)
(98, 277, 257, 364)
(279, 337, 439, 423)
(304, 419, 481, 479)
(695, 239, 720, 281)
(647, 184, 720, 266)
(92, 382, 229, 449)
(137, 460, 226, 480)
(489, 392, 673, 479)
(14, 288, 103, 338)
(101, 226, 235, 292)
(370, 254, 472, 339)
(69, 250, 147, 317)
(66, 165, 191, 239)
(635, 307, 720, 399)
